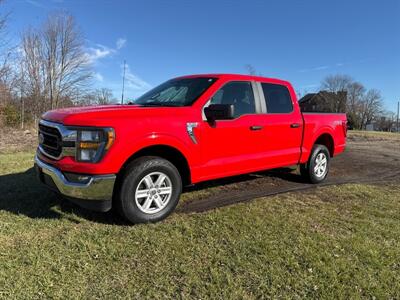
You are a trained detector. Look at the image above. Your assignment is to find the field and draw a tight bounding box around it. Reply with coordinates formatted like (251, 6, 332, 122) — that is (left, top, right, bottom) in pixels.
(0, 131, 399, 298)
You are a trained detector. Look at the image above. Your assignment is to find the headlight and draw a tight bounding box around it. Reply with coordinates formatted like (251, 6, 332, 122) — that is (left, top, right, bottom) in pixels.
(76, 128, 115, 162)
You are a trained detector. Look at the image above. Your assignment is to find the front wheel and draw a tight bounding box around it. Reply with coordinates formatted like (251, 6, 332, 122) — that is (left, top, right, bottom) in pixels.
(116, 156, 182, 224)
(300, 144, 330, 184)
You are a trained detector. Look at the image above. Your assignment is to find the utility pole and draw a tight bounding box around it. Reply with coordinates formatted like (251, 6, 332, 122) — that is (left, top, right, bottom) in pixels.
(21, 96, 24, 130)
(397, 100, 399, 133)
(121, 60, 126, 104)
(20, 87, 24, 130)
(19, 61, 25, 130)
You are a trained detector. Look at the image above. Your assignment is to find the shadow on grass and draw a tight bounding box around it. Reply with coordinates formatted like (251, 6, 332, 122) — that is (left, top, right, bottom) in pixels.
(0, 166, 305, 224)
(0, 167, 126, 225)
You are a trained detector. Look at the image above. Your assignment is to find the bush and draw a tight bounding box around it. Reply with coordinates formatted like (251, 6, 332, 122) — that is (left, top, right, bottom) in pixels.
(3, 104, 20, 127)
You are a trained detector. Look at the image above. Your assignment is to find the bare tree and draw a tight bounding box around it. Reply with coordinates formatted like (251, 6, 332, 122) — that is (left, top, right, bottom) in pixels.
(245, 64, 264, 76)
(0, 1, 13, 98)
(320, 74, 385, 130)
(346, 81, 365, 129)
(320, 75, 352, 114)
(77, 91, 96, 106)
(0, 0, 6, 41)
(42, 12, 92, 109)
(245, 64, 257, 75)
(20, 29, 46, 117)
(19, 11, 92, 117)
(375, 110, 397, 131)
(321, 75, 358, 125)
(74, 88, 115, 106)
(95, 88, 114, 105)
(320, 74, 353, 93)
(359, 89, 383, 129)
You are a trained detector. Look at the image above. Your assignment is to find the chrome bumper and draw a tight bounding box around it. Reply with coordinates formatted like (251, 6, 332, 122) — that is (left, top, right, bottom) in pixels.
(34, 154, 116, 201)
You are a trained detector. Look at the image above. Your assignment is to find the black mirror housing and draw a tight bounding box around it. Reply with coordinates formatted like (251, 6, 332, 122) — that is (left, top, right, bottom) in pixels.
(204, 104, 235, 121)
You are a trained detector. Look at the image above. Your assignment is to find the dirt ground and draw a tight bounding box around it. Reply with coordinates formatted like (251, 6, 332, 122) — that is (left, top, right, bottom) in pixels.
(178, 131, 400, 213)
(0, 127, 38, 154)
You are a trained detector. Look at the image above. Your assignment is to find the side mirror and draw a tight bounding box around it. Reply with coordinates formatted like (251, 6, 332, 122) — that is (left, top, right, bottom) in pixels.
(204, 104, 235, 121)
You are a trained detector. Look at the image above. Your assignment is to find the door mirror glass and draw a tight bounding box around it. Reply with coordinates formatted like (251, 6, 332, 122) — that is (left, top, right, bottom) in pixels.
(204, 104, 235, 121)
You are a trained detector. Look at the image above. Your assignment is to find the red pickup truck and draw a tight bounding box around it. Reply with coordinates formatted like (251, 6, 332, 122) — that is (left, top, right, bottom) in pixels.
(35, 74, 347, 223)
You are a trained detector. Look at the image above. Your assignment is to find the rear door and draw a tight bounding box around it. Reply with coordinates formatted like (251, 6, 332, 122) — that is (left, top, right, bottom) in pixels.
(254, 82, 303, 167)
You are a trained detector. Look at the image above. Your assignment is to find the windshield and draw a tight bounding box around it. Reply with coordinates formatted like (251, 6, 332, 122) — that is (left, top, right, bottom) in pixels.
(134, 77, 217, 107)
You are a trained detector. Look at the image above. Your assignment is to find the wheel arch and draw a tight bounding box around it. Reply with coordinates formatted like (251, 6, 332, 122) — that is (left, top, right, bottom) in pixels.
(313, 133, 335, 157)
(117, 144, 192, 187)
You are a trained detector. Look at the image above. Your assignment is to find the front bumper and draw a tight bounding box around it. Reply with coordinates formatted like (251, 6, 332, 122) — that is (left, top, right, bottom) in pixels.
(34, 154, 116, 212)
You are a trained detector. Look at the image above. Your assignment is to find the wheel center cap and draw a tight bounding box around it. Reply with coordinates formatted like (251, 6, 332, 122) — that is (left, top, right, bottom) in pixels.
(150, 189, 157, 195)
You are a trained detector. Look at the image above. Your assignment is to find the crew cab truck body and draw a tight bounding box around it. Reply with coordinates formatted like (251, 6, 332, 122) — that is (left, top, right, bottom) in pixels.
(35, 74, 347, 223)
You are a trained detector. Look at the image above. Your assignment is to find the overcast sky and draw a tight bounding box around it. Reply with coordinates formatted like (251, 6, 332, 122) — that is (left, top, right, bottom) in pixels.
(4, 0, 400, 111)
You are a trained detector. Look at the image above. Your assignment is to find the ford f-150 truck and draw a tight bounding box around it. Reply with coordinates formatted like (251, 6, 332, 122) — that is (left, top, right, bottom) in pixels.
(34, 74, 347, 223)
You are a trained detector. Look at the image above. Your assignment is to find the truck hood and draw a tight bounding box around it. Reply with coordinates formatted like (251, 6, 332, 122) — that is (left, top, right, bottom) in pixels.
(42, 105, 191, 126)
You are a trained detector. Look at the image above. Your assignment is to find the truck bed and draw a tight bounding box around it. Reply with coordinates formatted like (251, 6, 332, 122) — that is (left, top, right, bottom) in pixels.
(299, 113, 347, 163)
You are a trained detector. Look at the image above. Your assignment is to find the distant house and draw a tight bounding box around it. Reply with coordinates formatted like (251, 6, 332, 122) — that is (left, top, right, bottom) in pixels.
(365, 123, 375, 131)
(299, 91, 347, 113)
(373, 116, 399, 132)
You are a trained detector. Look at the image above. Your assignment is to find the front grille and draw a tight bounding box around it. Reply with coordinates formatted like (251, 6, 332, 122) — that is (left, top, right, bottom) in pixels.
(39, 123, 62, 159)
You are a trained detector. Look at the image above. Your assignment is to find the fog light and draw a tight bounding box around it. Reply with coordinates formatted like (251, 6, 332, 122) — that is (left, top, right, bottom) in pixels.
(78, 176, 90, 182)
(63, 172, 91, 184)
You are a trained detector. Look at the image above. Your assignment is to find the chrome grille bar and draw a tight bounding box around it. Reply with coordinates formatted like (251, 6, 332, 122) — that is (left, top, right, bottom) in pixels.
(38, 120, 77, 160)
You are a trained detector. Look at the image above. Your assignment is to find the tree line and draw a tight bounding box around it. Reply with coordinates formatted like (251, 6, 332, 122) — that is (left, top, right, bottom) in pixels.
(319, 74, 395, 130)
(246, 64, 396, 131)
(0, 5, 116, 127)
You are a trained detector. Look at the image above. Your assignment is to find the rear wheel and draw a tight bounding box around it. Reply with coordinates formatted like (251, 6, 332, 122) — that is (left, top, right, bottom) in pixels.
(116, 156, 182, 224)
(300, 144, 330, 184)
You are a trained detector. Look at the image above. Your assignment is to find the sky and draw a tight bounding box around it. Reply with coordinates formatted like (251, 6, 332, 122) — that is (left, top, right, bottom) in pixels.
(3, 0, 400, 112)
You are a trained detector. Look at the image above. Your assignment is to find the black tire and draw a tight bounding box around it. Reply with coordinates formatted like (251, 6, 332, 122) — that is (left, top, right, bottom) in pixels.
(300, 144, 330, 184)
(116, 156, 182, 224)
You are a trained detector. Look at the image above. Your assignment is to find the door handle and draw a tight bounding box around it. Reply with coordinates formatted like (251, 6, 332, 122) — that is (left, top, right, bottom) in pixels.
(290, 123, 301, 128)
(250, 125, 263, 131)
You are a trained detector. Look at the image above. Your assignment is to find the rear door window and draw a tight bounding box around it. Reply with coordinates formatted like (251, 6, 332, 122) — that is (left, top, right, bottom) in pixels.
(261, 83, 293, 113)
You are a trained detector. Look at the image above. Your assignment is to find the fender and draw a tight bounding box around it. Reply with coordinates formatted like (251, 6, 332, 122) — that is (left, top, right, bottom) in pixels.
(117, 132, 195, 168)
(300, 125, 335, 163)
(312, 126, 335, 145)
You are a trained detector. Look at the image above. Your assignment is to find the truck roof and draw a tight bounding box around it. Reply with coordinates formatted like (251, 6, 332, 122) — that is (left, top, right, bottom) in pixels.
(176, 73, 292, 87)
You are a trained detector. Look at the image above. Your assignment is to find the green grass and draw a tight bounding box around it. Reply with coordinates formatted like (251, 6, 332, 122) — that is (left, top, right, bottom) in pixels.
(0, 152, 400, 299)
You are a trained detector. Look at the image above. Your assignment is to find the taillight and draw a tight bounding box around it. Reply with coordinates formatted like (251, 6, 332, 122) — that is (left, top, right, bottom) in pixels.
(342, 121, 347, 137)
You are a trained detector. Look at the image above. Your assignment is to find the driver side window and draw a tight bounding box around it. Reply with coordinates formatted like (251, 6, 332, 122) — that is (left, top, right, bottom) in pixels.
(209, 81, 256, 118)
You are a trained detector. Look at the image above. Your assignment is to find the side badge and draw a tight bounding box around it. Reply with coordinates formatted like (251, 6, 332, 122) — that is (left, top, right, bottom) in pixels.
(186, 122, 199, 144)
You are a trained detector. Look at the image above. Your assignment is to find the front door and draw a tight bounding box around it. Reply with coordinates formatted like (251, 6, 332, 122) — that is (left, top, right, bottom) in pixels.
(197, 81, 265, 181)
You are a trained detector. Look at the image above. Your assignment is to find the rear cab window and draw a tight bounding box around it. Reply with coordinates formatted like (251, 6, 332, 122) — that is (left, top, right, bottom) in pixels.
(261, 83, 293, 113)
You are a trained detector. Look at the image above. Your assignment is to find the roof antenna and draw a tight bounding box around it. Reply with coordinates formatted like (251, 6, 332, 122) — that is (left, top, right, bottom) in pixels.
(121, 60, 126, 104)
